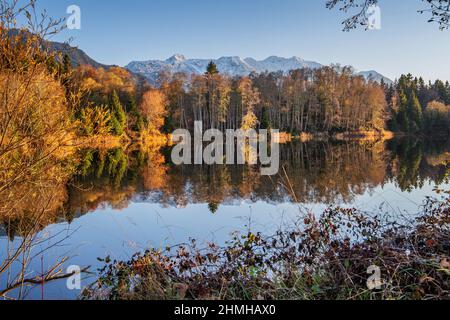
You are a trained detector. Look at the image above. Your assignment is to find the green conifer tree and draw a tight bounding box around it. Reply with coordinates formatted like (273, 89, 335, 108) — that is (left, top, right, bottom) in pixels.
(408, 92, 423, 132)
(445, 81, 450, 104)
(208, 202, 220, 214)
(397, 89, 410, 132)
(110, 91, 127, 135)
(62, 54, 72, 76)
(129, 97, 144, 132)
(260, 107, 271, 129)
(206, 61, 219, 75)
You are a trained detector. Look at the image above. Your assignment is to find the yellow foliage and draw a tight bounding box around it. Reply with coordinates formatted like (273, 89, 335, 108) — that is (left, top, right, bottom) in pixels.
(142, 148, 168, 191)
(241, 111, 258, 131)
(140, 89, 168, 133)
(79, 105, 112, 136)
(76, 65, 135, 95)
(82, 77, 102, 92)
(0, 67, 73, 155)
(0, 68, 74, 224)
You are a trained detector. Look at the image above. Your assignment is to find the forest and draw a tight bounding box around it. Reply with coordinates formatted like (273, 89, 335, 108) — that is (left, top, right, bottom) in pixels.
(71, 61, 450, 140)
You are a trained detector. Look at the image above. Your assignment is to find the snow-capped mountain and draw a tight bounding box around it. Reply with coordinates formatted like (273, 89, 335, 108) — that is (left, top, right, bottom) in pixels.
(356, 70, 392, 85)
(126, 55, 392, 85)
(126, 55, 256, 83)
(244, 56, 323, 73)
(126, 55, 323, 84)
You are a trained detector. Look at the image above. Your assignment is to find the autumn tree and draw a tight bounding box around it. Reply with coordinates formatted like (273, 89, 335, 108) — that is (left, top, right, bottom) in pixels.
(161, 73, 188, 132)
(78, 105, 112, 136)
(189, 74, 208, 126)
(140, 89, 168, 133)
(424, 100, 450, 133)
(238, 77, 260, 130)
(0, 0, 89, 296)
(216, 77, 232, 130)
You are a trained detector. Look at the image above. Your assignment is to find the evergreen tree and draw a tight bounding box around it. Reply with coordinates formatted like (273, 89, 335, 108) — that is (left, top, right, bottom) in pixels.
(206, 61, 219, 75)
(395, 74, 424, 133)
(109, 91, 127, 135)
(385, 84, 398, 131)
(62, 54, 72, 76)
(59, 54, 72, 89)
(208, 202, 220, 214)
(162, 114, 176, 133)
(417, 77, 427, 106)
(397, 89, 410, 132)
(110, 117, 123, 136)
(434, 80, 448, 103)
(408, 92, 423, 132)
(445, 81, 450, 104)
(45, 55, 58, 75)
(129, 97, 144, 131)
(260, 107, 271, 129)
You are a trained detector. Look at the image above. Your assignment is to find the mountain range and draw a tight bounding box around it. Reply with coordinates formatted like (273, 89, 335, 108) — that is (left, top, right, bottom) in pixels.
(36, 34, 393, 86)
(126, 54, 393, 85)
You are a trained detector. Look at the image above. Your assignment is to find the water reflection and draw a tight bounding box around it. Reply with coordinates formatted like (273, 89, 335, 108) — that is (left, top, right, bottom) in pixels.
(0, 138, 448, 299)
(64, 138, 449, 221)
(1, 139, 448, 238)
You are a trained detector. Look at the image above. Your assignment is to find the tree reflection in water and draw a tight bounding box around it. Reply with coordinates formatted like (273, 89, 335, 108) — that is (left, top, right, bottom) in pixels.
(66, 138, 449, 220)
(0, 138, 448, 298)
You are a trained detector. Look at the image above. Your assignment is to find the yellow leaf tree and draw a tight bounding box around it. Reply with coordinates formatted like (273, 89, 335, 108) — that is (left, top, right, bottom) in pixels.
(140, 89, 168, 134)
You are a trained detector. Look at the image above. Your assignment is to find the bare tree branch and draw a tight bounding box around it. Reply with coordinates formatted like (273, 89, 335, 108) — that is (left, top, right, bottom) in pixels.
(327, 0, 450, 31)
(419, 0, 450, 30)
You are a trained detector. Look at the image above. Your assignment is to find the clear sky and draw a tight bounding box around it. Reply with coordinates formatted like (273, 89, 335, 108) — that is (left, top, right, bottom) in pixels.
(29, 0, 450, 82)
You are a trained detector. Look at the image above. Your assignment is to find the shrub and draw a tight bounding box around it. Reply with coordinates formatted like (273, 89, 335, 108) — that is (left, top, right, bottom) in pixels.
(83, 193, 449, 300)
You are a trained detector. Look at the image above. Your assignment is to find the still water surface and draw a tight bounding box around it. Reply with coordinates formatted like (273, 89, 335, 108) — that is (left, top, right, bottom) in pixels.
(1, 138, 449, 299)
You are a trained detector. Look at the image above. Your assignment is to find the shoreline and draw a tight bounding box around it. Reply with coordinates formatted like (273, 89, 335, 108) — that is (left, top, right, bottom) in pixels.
(67, 130, 450, 150)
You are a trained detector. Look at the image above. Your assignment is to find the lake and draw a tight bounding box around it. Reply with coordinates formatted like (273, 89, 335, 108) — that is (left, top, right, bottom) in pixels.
(1, 138, 449, 299)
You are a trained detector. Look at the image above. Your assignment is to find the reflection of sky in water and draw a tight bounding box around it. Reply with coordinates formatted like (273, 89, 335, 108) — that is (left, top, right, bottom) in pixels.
(1, 179, 447, 300)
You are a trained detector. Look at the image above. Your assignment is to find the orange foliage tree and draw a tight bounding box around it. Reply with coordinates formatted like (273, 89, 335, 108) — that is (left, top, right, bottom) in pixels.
(140, 89, 168, 134)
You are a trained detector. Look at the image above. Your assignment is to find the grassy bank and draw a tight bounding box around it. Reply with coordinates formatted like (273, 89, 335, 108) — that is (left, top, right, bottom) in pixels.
(83, 190, 449, 301)
(71, 131, 170, 149)
(333, 130, 395, 141)
(287, 130, 395, 142)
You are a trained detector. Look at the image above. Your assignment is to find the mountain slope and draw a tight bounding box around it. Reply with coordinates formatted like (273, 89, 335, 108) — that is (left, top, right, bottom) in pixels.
(126, 55, 393, 85)
(244, 56, 323, 73)
(8, 29, 108, 69)
(356, 70, 392, 85)
(46, 41, 107, 69)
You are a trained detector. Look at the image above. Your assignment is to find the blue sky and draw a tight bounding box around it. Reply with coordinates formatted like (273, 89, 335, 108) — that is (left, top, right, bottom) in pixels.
(29, 0, 450, 82)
